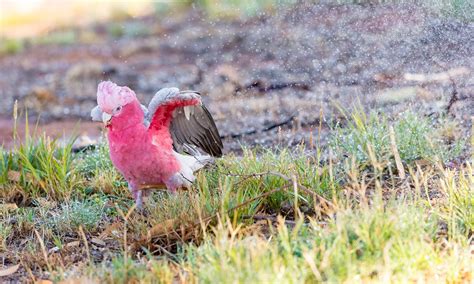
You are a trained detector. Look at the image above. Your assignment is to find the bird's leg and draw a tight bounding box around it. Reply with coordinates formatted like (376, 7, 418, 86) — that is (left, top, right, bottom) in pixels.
(134, 190, 144, 209)
(129, 183, 143, 209)
(165, 174, 183, 194)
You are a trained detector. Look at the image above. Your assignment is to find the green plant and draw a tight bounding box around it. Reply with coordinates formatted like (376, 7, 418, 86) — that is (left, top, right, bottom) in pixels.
(91, 195, 470, 283)
(438, 163, 474, 237)
(48, 199, 106, 233)
(0, 223, 12, 252)
(0, 148, 12, 184)
(0, 38, 24, 55)
(329, 110, 463, 172)
(2, 134, 80, 201)
(106, 22, 150, 39)
(195, 0, 297, 18)
(76, 141, 127, 195)
(32, 30, 77, 46)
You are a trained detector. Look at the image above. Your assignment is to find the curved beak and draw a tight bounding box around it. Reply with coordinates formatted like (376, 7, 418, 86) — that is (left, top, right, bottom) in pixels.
(102, 112, 112, 125)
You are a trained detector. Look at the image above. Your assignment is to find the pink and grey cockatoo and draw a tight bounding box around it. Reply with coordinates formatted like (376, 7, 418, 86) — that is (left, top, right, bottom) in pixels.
(91, 81, 223, 207)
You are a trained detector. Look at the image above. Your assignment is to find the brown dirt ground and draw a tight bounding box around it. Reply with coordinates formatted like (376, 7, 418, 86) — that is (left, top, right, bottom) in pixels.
(0, 3, 473, 153)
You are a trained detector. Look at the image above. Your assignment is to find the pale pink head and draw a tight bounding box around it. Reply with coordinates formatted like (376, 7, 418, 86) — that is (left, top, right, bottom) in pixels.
(97, 81, 136, 114)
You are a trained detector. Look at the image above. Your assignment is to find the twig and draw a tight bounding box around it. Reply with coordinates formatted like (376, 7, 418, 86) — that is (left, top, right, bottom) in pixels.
(221, 114, 338, 140)
(34, 230, 52, 272)
(78, 226, 91, 264)
(115, 204, 136, 266)
(431, 60, 463, 114)
(235, 80, 310, 94)
(221, 113, 297, 139)
(19, 258, 36, 283)
(389, 126, 406, 180)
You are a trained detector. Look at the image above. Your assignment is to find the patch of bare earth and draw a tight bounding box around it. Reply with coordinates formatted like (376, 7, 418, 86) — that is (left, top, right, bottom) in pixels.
(0, 3, 472, 153)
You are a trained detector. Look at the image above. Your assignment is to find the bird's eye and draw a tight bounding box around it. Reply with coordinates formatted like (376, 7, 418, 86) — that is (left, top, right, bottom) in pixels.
(115, 106, 122, 112)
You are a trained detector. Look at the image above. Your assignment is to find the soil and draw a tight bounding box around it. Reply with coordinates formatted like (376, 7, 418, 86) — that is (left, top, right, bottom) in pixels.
(0, 3, 473, 153)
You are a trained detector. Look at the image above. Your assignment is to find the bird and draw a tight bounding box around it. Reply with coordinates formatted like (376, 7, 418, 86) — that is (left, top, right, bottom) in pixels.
(91, 81, 223, 207)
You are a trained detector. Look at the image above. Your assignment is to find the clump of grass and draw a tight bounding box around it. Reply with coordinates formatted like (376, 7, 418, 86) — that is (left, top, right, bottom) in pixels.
(437, 163, 473, 237)
(1, 109, 81, 202)
(107, 22, 151, 39)
(89, 256, 176, 284)
(195, 0, 297, 18)
(182, 197, 440, 282)
(2, 106, 472, 282)
(0, 223, 12, 252)
(0, 148, 12, 184)
(120, 147, 334, 245)
(329, 110, 463, 172)
(423, 0, 474, 21)
(87, 193, 471, 283)
(48, 199, 106, 233)
(210, 148, 334, 210)
(0, 38, 24, 55)
(76, 141, 114, 176)
(1, 134, 80, 201)
(31, 30, 77, 46)
(76, 141, 127, 195)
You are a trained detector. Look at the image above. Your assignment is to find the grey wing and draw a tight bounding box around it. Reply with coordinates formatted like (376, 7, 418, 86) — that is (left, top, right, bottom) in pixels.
(141, 104, 150, 127)
(146, 88, 223, 157)
(170, 101, 223, 158)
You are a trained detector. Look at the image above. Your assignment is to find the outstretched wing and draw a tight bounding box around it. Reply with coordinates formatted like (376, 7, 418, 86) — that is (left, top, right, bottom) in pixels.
(147, 88, 223, 157)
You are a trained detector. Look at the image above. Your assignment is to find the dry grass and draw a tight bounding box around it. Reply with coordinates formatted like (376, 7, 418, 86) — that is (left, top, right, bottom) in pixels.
(0, 109, 472, 283)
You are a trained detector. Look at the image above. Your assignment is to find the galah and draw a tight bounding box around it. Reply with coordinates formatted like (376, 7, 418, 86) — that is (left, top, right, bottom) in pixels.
(91, 81, 223, 207)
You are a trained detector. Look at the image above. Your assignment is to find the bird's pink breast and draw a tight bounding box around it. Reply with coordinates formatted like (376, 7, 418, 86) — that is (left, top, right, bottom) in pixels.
(107, 104, 180, 187)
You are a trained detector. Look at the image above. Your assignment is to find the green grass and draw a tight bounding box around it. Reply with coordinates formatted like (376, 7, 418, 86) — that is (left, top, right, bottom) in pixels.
(195, 0, 296, 17)
(107, 22, 152, 39)
(1, 134, 80, 201)
(329, 109, 464, 173)
(422, 0, 474, 21)
(180, 202, 440, 282)
(336, 0, 473, 21)
(437, 164, 474, 237)
(0, 222, 12, 251)
(0, 110, 472, 282)
(76, 141, 127, 196)
(48, 199, 107, 233)
(0, 38, 24, 55)
(88, 188, 472, 283)
(31, 30, 77, 46)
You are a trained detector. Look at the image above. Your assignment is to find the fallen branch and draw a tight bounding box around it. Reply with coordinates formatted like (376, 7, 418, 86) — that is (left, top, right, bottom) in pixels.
(221, 115, 341, 140)
(221, 113, 297, 139)
(235, 80, 310, 94)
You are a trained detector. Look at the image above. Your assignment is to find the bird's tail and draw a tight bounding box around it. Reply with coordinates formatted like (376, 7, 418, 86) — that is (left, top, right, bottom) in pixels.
(173, 150, 214, 187)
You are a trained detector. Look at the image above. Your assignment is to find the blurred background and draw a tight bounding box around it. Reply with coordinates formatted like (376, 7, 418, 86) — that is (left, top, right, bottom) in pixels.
(0, 0, 473, 151)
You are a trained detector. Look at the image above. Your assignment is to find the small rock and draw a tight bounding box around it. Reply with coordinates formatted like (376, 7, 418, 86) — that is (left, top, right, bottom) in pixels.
(91, 237, 106, 247)
(377, 87, 419, 104)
